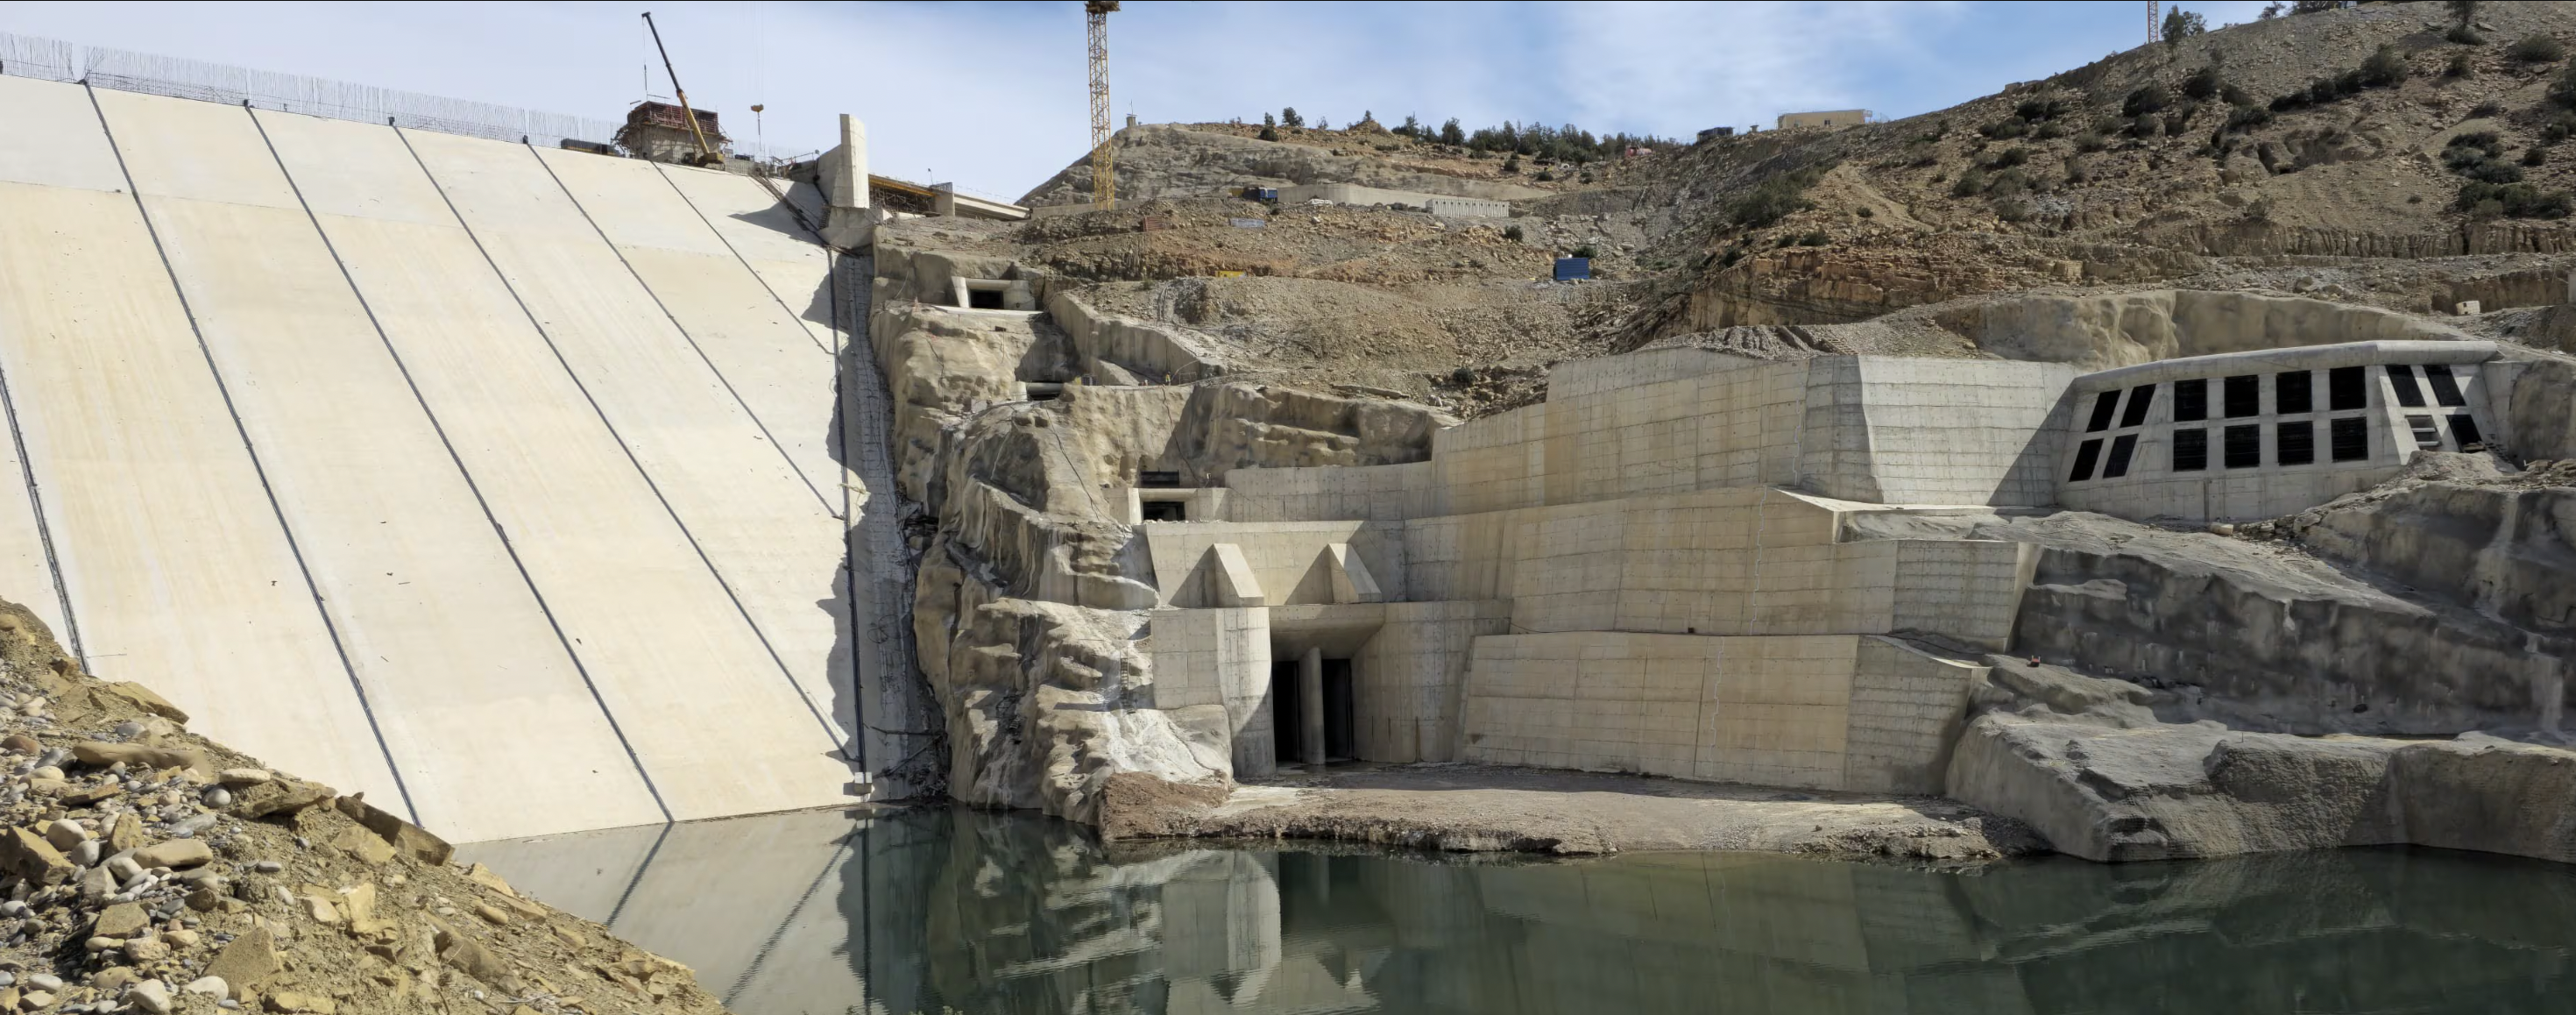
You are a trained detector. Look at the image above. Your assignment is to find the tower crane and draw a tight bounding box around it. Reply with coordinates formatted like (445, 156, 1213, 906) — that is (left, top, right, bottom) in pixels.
(1086, 2, 1119, 208)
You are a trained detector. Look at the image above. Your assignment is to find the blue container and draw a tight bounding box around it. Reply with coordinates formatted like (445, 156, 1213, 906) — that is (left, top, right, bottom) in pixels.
(1242, 187, 1278, 202)
(1553, 257, 1591, 281)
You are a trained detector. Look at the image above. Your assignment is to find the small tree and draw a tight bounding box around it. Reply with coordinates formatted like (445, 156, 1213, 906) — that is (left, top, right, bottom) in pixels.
(2162, 8, 2207, 46)
(1263, 111, 1276, 128)
(1316, 117, 1330, 129)
(1281, 107, 1304, 128)
(1258, 125, 1278, 141)
(1398, 113, 1419, 136)
(1440, 117, 1466, 146)
(1502, 153, 1522, 174)
(2448, 0, 2480, 27)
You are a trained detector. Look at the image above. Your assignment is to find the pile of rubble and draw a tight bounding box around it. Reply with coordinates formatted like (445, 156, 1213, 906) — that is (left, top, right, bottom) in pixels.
(0, 600, 727, 1015)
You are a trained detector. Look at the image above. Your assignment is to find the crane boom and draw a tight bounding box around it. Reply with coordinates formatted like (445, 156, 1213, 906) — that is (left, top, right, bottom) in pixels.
(643, 11, 721, 165)
(1086, 2, 1119, 208)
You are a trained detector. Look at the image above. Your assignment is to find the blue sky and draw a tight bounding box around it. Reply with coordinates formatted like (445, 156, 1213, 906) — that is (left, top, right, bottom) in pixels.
(1, 1, 2268, 202)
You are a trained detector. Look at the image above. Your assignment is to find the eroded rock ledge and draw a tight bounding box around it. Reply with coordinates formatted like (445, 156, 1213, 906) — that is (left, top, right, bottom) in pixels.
(1950, 658, 2576, 862)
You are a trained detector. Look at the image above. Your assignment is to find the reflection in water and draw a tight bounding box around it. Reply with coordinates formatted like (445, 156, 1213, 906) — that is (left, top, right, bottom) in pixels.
(463, 807, 2576, 1015)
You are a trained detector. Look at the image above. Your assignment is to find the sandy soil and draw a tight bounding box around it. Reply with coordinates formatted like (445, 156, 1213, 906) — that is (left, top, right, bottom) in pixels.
(1098, 763, 2044, 863)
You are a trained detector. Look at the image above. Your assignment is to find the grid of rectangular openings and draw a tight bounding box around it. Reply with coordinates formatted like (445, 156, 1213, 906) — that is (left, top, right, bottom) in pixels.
(2067, 362, 2477, 486)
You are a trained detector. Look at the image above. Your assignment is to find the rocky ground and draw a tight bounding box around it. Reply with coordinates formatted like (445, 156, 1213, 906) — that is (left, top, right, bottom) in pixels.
(0, 599, 730, 1015)
(1095, 764, 2043, 863)
(991, 4, 2576, 416)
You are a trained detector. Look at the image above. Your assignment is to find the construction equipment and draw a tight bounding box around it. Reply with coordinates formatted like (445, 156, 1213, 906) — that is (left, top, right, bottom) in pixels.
(1086, 1, 1119, 208)
(633, 11, 839, 249)
(642, 11, 722, 167)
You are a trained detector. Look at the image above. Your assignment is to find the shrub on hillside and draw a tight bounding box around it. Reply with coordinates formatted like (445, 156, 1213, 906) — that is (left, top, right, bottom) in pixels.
(2551, 65, 2576, 109)
(2510, 35, 2567, 63)
(1726, 161, 1836, 228)
(2446, 25, 2485, 46)
(2123, 84, 2172, 117)
(2015, 96, 2071, 123)
(2457, 180, 2572, 218)
(2075, 131, 2110, 153)
(2357, 45, 2410, 88)
(1950, 167, 1989, 196)
(2164, 103, 2200, 135)
(2448, 53, 2475, 78)
(2182, 65, 2224, 100)
(2544, 110, 2576, 142)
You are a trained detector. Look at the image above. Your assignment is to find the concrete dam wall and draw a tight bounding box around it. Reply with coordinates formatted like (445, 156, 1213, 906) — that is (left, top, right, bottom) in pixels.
(0, 75, 882, 843)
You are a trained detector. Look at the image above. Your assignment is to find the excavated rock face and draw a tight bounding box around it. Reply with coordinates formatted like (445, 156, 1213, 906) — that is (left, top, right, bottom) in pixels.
(1846, 503, 2573, 737)
(1936, 288, 2470, 369)
(2295, 480, 2576, 645)
(2502, 352, 2576, 459)
(874, 226, 1451, 822)
(1946, 658, 2576, 863)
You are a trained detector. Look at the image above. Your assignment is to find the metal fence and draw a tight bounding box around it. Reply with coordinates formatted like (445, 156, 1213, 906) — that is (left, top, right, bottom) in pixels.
(0, 31, 616, 149)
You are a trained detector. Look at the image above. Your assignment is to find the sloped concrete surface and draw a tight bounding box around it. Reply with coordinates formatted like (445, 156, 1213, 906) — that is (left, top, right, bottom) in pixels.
(0, 78, 871, 841)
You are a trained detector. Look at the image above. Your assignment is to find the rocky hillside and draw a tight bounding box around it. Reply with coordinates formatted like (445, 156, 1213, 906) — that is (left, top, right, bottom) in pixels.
(0, 600, 730, 1015)
(1613, 0, 2576, 344)
(1017, 119, 1622, 208)
(984, 4, 2576, 418)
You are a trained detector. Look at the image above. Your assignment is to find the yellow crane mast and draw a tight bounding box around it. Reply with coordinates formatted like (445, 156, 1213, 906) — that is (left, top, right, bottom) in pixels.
(1086, 1, 1119, 208)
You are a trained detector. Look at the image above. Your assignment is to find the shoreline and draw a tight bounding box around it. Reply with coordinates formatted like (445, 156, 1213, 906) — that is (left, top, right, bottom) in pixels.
(1095, 763, 2049, 863)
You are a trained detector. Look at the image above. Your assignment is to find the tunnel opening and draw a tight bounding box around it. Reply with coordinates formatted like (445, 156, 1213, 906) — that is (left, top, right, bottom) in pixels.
(966, 288, 1005, 309)
(1270, 657, 1355, 768)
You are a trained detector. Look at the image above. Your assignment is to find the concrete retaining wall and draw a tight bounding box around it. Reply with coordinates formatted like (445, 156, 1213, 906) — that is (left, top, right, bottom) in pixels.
(1225, 355, 2077, 518)
(1461, 633, 1983, 793)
